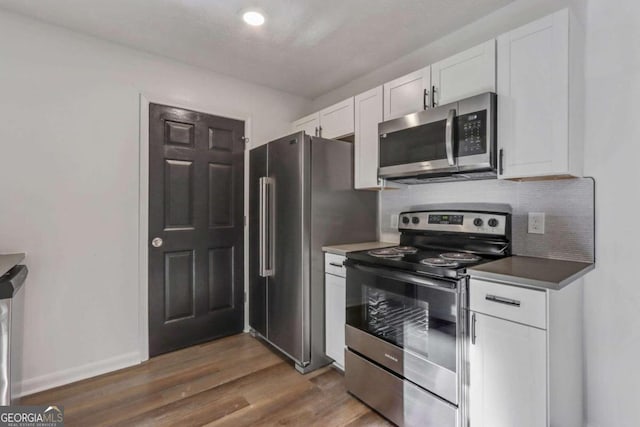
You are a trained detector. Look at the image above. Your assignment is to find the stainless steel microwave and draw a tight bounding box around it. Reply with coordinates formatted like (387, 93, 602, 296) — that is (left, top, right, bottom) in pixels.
(378, 92, 497, 184)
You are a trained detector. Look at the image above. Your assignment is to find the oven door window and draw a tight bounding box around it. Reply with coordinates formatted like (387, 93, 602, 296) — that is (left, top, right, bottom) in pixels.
(379, 119, 447, 167)
(346, 265, 458, 373)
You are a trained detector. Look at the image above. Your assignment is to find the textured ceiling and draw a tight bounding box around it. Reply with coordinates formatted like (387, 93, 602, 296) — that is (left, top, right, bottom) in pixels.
(0, 0, 513, 98)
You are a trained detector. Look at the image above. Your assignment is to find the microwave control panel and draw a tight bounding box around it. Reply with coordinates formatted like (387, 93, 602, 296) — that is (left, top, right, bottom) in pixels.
(457, 110, 487, 157)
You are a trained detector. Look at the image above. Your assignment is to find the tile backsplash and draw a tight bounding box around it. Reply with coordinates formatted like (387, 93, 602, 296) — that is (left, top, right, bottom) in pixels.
(379, 178, 595, 263)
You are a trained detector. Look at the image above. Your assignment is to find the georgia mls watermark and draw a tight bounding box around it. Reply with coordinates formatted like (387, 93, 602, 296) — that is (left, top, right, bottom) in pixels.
(0, 406, 64, 427)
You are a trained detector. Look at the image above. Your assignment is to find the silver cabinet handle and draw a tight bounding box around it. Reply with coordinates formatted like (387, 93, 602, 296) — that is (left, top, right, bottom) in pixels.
(329, 262, 344, 268)
(423, 88, 429, 110)
(499, 148, 505, 175)
(485, 294, 521, 307)
(431, 85, 437, 107)
(471, 312, 477, 345)
(151, 237, 163, 248)
(445, 108, 456, 166)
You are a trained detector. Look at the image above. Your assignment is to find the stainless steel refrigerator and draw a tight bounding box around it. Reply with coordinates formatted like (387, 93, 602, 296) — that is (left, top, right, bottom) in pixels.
(249, 131, 377, 373)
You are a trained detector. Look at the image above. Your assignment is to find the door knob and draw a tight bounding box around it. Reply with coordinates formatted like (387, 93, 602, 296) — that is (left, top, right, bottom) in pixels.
(151, 237, 163, 248)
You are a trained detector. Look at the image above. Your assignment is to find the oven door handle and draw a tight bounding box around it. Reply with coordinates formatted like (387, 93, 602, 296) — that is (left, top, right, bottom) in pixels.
(344, 260, 457, 292)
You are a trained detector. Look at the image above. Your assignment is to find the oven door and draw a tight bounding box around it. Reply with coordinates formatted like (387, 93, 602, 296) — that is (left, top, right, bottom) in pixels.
(345, 260, 463, 405)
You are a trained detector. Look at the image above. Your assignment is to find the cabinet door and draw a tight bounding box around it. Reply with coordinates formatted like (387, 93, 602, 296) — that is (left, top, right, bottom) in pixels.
(470, 312, 547, 427)
(325, 273, 346, 368)
(431, 40, 496, 106)
(354, 86, 383, 189)
(319, 97, 354, 139)
(292, 112, 320, 136)
(383, 67, 431, 120)
(497, 9, 569, 179)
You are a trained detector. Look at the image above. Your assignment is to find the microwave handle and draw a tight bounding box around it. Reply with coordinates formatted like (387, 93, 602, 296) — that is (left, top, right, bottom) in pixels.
(445, 108, 456, 166)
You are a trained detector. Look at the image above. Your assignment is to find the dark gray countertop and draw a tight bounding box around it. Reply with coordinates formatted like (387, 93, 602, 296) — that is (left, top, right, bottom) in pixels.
(468, 255, 595, 291)
(0, 253, 25, 277)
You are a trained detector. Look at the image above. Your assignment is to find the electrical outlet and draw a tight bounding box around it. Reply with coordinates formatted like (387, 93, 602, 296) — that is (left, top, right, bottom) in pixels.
(528, 212, 545, 234)
(390, 214, 399, 228)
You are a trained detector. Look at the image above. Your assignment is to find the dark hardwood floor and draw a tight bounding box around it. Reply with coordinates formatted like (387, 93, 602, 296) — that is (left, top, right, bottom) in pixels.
(20, 333, 392, 426)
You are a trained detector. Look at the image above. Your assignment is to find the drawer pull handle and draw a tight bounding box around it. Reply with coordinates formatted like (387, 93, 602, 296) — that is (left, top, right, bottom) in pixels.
(329, 262, 344, 268)
(485, 294, 521, 307)
(384, 353, 399, 363)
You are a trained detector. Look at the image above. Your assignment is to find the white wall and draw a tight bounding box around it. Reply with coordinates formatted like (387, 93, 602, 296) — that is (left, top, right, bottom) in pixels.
(0, 10, 308, 395)
(583, 0, 640, 426)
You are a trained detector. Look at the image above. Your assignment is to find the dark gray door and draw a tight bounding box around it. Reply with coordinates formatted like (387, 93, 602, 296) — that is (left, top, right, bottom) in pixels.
(267, 133, 308, 363)
(148, 103, 244, 357)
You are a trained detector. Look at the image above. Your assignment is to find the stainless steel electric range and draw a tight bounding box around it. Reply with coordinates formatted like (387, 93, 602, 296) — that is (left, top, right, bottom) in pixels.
(344, 206, 512, 427)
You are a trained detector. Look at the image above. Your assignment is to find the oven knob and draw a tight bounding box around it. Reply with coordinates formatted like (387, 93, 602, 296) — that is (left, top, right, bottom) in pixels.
(401, 216, 410, 225)
(488, 218, 499, 227)
(473, 218, 483, 227)
(411, 217, 420, 224)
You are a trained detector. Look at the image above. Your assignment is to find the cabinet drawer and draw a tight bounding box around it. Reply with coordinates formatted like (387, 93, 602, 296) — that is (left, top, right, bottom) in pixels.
(470, 279, 546, 329)
(324, 253, 346, 277)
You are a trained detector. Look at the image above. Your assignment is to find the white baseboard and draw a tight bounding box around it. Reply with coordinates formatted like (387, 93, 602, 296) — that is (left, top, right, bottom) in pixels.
(16, 351, 141, 398)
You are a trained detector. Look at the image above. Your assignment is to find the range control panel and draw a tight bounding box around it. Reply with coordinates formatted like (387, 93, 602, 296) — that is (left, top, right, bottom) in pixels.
(399, 211, 508, 236)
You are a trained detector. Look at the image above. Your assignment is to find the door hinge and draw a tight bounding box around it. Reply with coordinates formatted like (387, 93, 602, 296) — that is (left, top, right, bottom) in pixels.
(244, 291, 247, 303)
(244, 215, 247, 226)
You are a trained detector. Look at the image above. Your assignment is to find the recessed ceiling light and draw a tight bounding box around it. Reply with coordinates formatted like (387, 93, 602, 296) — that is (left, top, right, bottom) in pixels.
(243, 11, 265, 26)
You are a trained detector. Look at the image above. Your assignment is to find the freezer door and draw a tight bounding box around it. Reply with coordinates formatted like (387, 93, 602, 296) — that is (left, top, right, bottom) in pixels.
(249, 144, 267, 336)
(266, 132, 310, 365)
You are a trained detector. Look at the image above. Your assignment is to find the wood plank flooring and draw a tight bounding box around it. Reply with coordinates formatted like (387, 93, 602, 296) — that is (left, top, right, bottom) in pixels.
(20, 333, 392, 426)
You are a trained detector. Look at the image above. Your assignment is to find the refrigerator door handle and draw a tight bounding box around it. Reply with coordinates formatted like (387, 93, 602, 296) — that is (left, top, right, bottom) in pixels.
(258, 177, 266, 277)
(259, 177, 274, 277)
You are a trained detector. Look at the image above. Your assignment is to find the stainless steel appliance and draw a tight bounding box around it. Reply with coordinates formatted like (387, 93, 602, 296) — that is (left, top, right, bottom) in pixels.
(0, 260, 27, 405)
(249, 131, 377, 373)
(345, 205, 511, 426)
(378, 92, 497, 184)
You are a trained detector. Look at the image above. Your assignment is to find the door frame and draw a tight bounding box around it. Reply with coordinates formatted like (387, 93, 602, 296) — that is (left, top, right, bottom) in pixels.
(138, 92, 252, 362)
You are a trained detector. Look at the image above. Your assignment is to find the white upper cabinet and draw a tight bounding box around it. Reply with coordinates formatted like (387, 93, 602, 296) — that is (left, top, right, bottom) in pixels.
(354, 86, 384, 189)
(497, 9, 582, 179)
(292, 98, 354, 139)
(292, 112, 320, 136)
(431, 40, 496, 106)
(319, 97, 354, 139)
(383, 67, 431, 120)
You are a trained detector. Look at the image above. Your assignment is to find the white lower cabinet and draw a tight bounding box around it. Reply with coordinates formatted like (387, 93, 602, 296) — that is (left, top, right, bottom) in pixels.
(469, 277, 584, 427)
(469, 312, 547, 427)
(324, 253, 346, 369)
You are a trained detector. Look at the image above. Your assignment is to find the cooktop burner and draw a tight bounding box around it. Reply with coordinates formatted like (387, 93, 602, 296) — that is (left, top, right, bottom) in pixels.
(368, 246, 418, 258)
(368, 248, 403, 258)
(393, 246, 418, 254)
(419, 258, 460, 268)
(439, 252, 482, 263)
